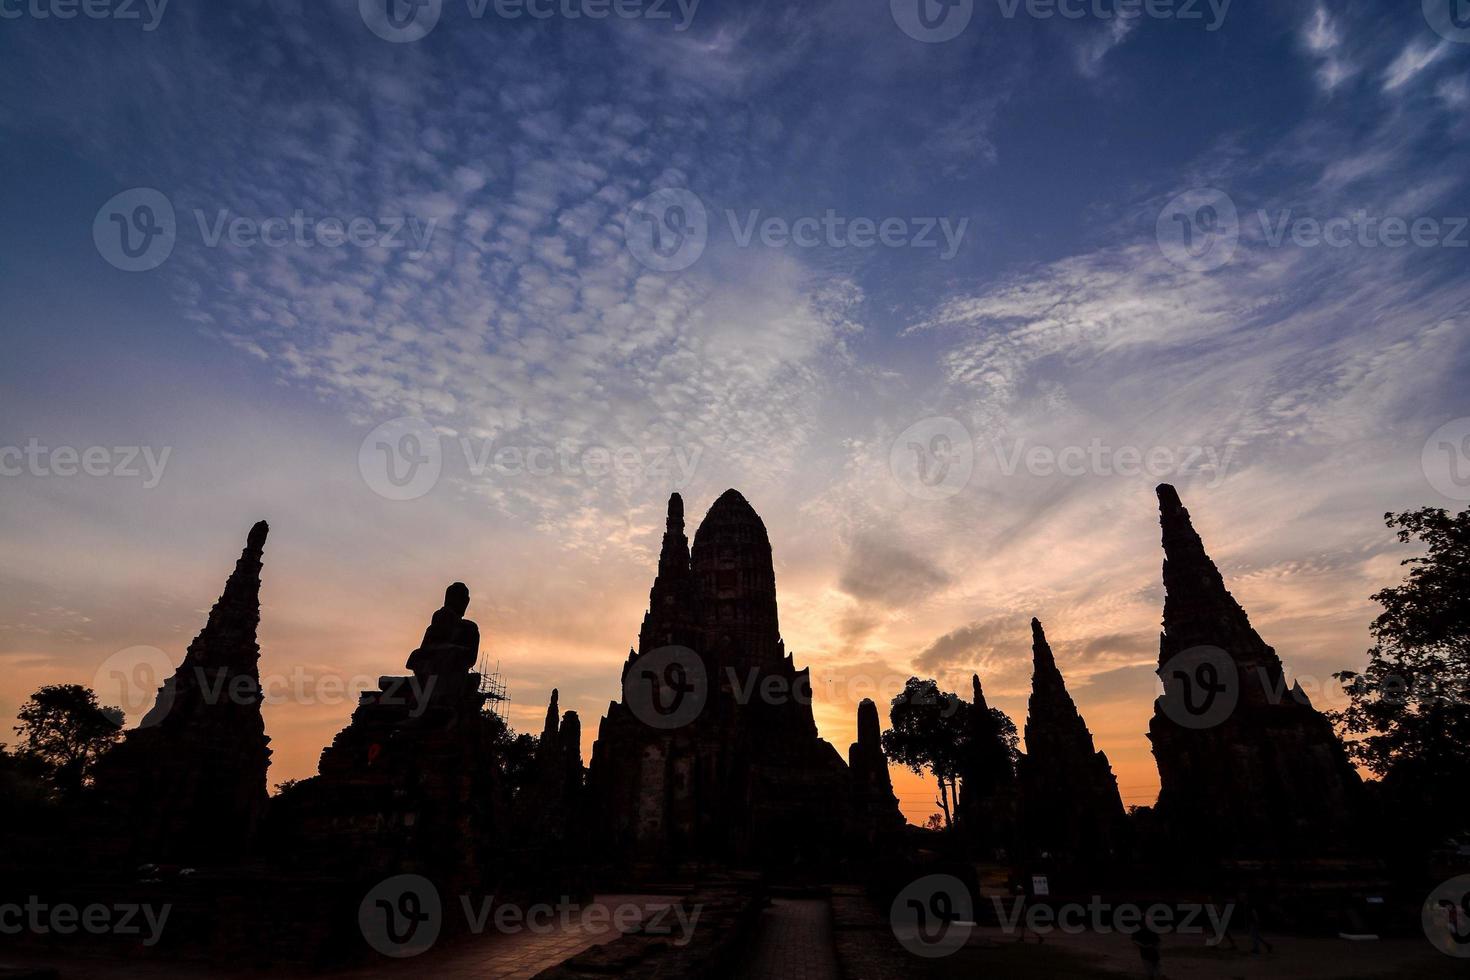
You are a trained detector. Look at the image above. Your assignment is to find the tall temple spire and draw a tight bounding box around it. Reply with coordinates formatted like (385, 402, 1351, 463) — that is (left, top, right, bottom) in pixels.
(1157, 482, 1223, 600)
(966, 672, 1011, 779)
(1030, 618, 1052, 666)
(957, 668, 1020, 859)
(1026, 621, 1087, 753)
(1156, 484, 1289, 707)
(142, 521, 269, 729)
(689, 489, 781, 668)
(857, 696, 882, 748)
(965, 672, 1015, 780)
(91, 519, 274, 863)
(560, 710, 582, 772)
(638, 493, 697, 655)
(657, 493, 688, 576)
(848, 698, 904, 845)
(206, 520, 268, 659)
(1019, 618, 1126, 865)
(655, 493, 687, 587)
(1148, 485, 1362, 859)
(1028, 618, 1067, 700)
(591, 489, 853, 871)
(1157, 483, 1230, 584)
(543, 689, 561, 740)
(247, 518, 268, 552)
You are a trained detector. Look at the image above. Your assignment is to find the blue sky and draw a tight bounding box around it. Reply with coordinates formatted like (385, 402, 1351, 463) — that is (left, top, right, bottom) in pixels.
(2, 0, 1469, 816)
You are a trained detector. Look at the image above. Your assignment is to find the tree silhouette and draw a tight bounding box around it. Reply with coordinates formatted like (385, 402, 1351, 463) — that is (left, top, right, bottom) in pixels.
(1334, 506, 1470, 845)
(987, 707, 1020, 768)
(882, 677, 971, 830)
(12, 684, 124, 797)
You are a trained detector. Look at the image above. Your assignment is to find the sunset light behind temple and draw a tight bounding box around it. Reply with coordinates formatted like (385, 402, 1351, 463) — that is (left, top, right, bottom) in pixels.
(3, 0, 1469, 974)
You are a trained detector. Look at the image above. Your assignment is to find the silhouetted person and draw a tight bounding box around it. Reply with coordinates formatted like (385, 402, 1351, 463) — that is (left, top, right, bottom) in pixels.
(1207, 894, 1239, 950)
(1245, 898, 1273, 955)
(1132, 922, 1163, 978)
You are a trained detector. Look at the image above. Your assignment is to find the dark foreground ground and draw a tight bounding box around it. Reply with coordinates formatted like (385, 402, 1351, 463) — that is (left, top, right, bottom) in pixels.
(2, 888, 1461, 980)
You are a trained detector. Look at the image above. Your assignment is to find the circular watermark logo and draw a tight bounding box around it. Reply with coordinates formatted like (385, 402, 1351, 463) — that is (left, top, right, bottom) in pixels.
(1423, 875, 1470, 957)
(1424, 0, 1470, 44)
(890, 0, 974, 43)
(622, 645, 708, 730)
(1422, 418, 1470, 502)
(890, 874, 974, 958)
(359, 874, 442, 958)
(1157, 188, 1239, 272)
(93, 645, 176, 728)
(360, 0, 442, 42)
(1157, 645, 1239, 730)
(358, 417, 443, 501)
(93, 188, 177, 273)
(624, 188, 708, 272)
(889, 417, 974, 500)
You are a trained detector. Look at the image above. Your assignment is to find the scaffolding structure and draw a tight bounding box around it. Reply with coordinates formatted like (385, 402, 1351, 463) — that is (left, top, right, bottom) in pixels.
(476, 652, 509, 724)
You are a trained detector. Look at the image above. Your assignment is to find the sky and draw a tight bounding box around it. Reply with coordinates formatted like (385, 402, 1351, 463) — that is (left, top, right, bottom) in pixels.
(1, 0, 1468, 823)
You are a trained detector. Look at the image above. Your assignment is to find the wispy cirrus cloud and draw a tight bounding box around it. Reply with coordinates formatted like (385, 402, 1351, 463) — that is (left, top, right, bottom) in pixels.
(1302, 4, 1356, 93)
(1383, 38, 1451, 92)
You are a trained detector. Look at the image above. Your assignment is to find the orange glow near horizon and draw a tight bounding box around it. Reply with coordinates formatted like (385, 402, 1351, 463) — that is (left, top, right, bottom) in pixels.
(0, 478, 1398, 830)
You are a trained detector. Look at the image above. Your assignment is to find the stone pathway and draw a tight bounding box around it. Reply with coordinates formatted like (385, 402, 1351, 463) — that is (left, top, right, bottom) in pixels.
(0, 895, 679, 980)
(338, 893, 682, 980)
(732, 897, 840, 980)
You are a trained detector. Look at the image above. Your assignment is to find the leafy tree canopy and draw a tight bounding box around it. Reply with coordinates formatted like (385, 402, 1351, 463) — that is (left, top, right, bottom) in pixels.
(882, 677, 972, 828)
(1333, 507, 1470, 840)
(12, 684, 124, 795)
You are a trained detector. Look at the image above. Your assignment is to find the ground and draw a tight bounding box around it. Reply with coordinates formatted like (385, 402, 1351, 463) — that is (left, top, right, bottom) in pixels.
(0, 892, 1461, 978)
(939, 927, 1463, 979)
(732, 898, 839, 980)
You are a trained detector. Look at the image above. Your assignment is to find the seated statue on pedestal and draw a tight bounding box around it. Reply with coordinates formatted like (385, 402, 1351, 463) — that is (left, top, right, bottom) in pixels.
(405, 582, 481, 710)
